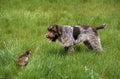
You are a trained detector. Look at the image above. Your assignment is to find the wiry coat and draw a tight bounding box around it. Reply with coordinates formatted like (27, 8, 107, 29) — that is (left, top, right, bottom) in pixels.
(58, 25, 104, 51)
(46, 24, 106, 53)
(58, 26, 75, 47)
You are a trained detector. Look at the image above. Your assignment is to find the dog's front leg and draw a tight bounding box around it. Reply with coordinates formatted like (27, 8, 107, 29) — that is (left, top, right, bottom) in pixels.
(64, 46, 74, 53)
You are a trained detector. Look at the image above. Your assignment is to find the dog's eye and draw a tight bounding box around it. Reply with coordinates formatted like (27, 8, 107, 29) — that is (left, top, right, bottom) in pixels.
(51, 30, 56, 33)
(48, 29, 56, 33)
(52, 30, 56, 32)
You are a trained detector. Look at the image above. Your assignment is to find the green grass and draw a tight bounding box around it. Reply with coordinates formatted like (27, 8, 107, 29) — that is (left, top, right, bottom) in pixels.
(0, 0, 120, 79)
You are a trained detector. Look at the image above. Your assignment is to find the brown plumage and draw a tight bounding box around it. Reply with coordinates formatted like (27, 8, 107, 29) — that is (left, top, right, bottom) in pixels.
(17, 50, 31, 66)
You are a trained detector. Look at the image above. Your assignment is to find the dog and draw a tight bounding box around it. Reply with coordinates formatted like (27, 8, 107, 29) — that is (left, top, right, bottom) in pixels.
(46, 24, 106, 53)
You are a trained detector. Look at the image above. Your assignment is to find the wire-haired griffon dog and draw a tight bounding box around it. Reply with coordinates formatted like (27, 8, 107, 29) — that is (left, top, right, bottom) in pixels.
(46, 24, 106, 53)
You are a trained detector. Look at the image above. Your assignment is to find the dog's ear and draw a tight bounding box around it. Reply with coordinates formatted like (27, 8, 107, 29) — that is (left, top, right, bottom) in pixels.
(48, 24, 58, 31)
(56, 25, 62, 35)
(52, 24, 58, 32)
(51, 24, 62, 35)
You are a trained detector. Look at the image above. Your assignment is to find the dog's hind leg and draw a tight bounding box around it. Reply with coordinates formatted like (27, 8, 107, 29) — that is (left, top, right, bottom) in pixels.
(89, 36, 103, 52)
(83, 41, 93, 50)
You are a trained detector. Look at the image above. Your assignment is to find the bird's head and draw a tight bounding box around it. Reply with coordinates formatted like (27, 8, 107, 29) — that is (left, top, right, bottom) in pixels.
(25, 50, 31, 56)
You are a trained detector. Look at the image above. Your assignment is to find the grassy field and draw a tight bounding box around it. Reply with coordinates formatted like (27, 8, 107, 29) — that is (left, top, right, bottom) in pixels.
(0, 0, 120, 79)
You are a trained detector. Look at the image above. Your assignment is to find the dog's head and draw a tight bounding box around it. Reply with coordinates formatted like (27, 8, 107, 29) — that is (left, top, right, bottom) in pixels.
(46, 24, 62, 42)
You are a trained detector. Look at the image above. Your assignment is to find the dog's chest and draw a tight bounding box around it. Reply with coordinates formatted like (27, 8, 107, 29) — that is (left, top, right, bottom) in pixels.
(58, 26, 75, 47)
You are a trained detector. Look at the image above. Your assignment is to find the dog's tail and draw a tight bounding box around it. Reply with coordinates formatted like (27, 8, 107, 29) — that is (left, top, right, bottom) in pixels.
(95, 24, 106, 30)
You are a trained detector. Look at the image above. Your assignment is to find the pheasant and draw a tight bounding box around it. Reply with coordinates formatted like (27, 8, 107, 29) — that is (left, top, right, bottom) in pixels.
(17, 50, 31, 66)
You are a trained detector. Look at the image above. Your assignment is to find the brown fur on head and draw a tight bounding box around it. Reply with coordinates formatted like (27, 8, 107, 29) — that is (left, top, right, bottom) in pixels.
(46, 24, 62, 42)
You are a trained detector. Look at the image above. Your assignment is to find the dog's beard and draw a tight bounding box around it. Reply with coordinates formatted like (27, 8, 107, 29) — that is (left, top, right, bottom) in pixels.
(48, 38, 54, 42)
(47, 36, 58, 42)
